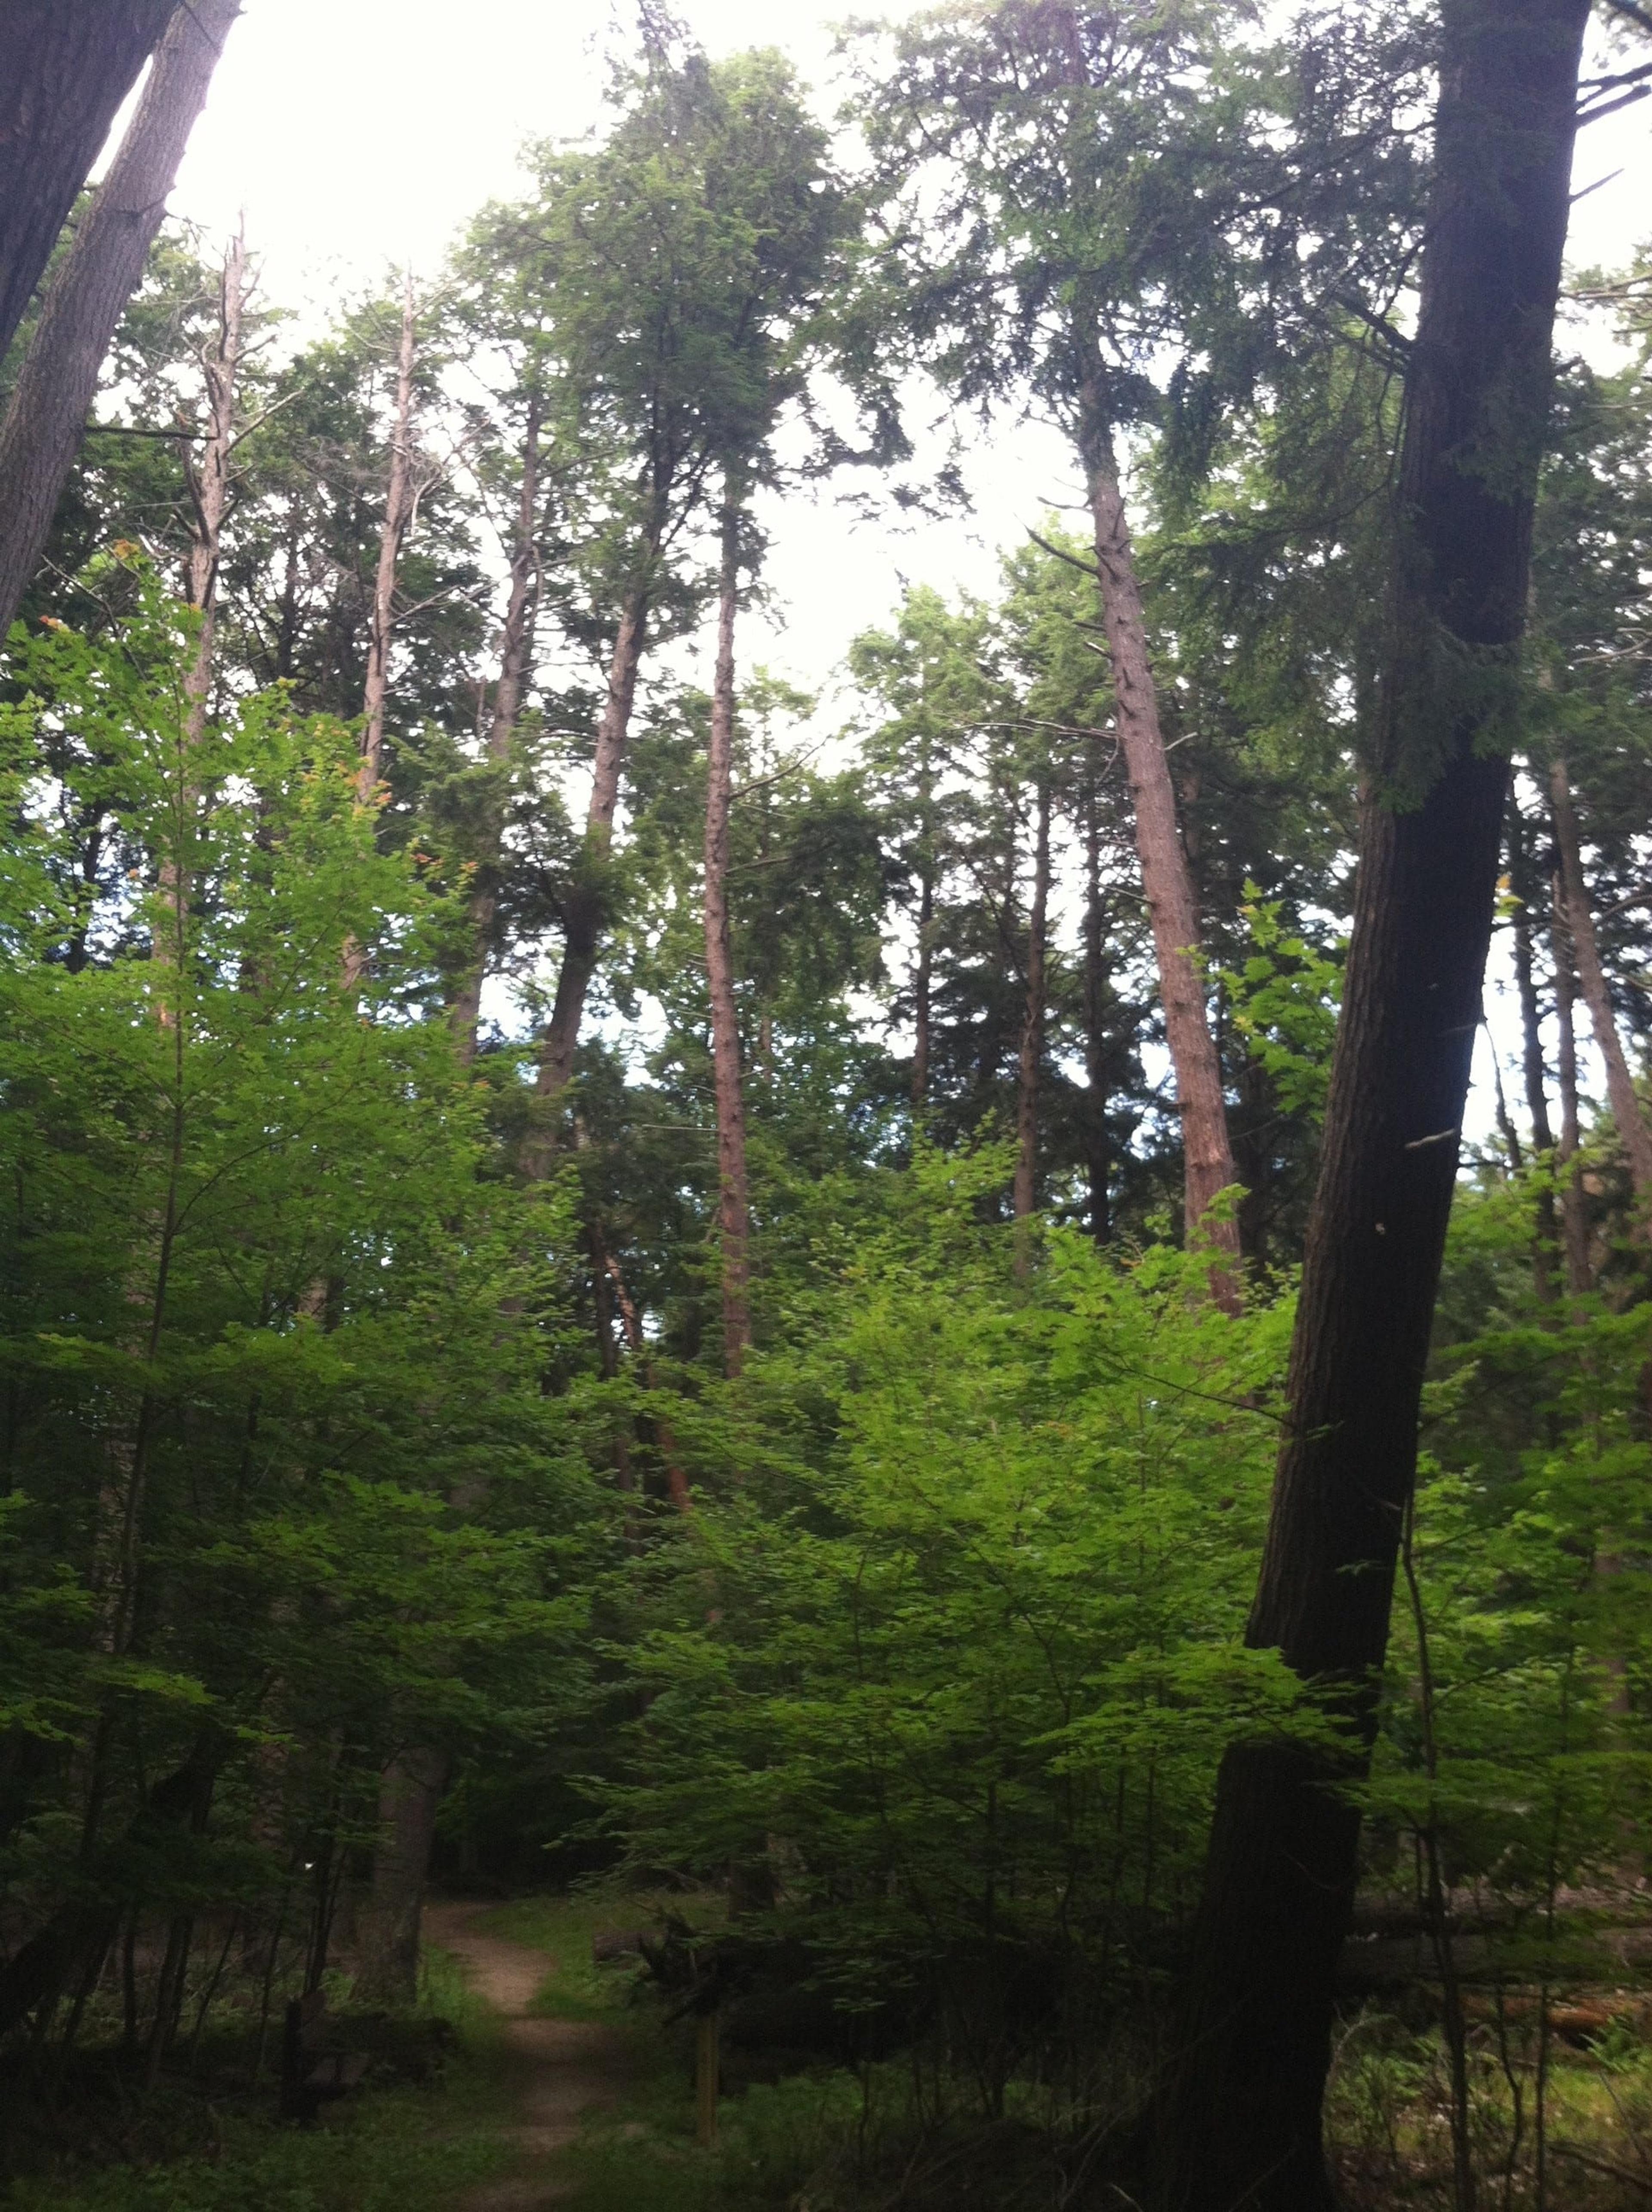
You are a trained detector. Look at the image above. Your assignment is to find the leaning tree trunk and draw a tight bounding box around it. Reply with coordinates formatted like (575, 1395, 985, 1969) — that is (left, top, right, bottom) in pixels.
(0, 0, 178, 363)
(451, 395, 542, 1061)
(703, 496, 752, 1376)
(1550, 756, 1652, 1201)
(1079, 398, 1237, 1265)
(1161, 8, 1587, 2208)
(1012, 774, 1051, 1258)
(0, 0, 239, 643)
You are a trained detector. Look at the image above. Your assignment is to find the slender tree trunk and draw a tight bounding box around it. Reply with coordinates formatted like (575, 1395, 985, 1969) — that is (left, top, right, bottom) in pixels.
(1079, 402, 1236, 1263)
(1550, 757, 1652, 1200)
(358, 274, 416, 803)
(1082, 741, 1112, 1245)
(352, 1747, 449, 2008)
(1509, 795, 1560, 1299)
(1553, 883, 1594, 1296)
(0, 1, 179, 363)
(0, 0, 239, 643)
(1162, 9, 1586, 2208)
(1013, 776, 1051, 1261)
(912, 868, 934, 1114)
(530, 580, 652, 1145)
(451, 396, 542, 1061)
(704, 497, 751, 1376)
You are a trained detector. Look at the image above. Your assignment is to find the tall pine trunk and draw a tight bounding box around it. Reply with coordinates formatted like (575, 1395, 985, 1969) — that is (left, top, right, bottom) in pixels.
(1550, 756, 1652, 1200)
(1508, 795, 1560, 1300)
(1013, 775, 1051, 1255)
(0, 1, 178, 362)
(704, 497, 751, 1376)
(451, 396, 542, 1061)
(0, 0, 239, 643)
(1079, 400, 1236, 1264)
(1162, 8, 1587, 2207)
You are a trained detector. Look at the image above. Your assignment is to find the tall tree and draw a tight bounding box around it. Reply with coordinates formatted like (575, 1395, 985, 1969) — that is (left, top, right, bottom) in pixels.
(703, 496, 752, 1372)
(0, 0, 239, 643)
(1164, 6, 1590, 2207)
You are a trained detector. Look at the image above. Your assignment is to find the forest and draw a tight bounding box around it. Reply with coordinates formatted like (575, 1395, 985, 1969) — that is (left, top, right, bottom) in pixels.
(0, 1, 1650, 2207)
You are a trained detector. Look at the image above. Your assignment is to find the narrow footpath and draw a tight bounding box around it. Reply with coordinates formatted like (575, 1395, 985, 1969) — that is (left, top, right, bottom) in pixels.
(424, 1899, 632, 2212)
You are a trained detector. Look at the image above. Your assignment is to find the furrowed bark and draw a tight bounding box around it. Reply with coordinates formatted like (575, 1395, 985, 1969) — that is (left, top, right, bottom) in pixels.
(1550, 757, 1652, 1202)
(530, 580, 651, 1148)
(451, 395, 542, 1061)
(1163, 8, 1587, 2207)
(1013, 774, 1051, 1262)
(0, 0, 239, 643)
(704, 497, 751, 1376)
(1079, 403, 1238, 1268)
(352, 1746, 449, 2009)
(0, 1, 178, 363)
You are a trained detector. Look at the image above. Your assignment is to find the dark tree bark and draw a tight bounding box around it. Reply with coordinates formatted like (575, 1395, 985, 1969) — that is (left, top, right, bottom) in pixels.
(0, 0, 180, 364)
(1508, 793, 1560, 1300)
(1162, 8, 1587, 2207)
(1013, 774, 1051, 1259)
(352, 1747, 449, 2009)
(0, 0, 239, 643)
(704, 497, 751, 1376)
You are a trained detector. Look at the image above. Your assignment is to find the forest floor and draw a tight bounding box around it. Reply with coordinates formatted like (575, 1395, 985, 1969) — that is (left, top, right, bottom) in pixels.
(424, 1899, 636, 2211)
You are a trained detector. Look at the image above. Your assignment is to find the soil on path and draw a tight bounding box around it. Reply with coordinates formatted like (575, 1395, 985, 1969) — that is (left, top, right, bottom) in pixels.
(425, 1898, 632, 2212)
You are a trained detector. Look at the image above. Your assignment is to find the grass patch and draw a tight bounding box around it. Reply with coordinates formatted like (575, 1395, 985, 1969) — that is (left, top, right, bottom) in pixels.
(473, 1888, 724, 2024)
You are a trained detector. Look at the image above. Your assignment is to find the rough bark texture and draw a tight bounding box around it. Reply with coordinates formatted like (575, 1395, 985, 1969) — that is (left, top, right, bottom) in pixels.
(1162, 8, 1586, 2207)
(1081, 411, 1237, 1260)
(531, 583, 651, 1141)
(704, 501, 751, 1376)
(1013, 777, 1051, 1247)
(352, 1747, 449, 2008)
(1550, 757, 1652, 1200)
(358, 276, 416, 802)
(0, 0, 179, 364)
(0, 0, 238, 644)
(452, 398, 542, 1061)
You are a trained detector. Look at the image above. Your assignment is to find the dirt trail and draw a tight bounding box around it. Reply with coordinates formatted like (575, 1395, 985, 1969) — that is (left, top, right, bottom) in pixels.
(425, 1898, 631, 2212)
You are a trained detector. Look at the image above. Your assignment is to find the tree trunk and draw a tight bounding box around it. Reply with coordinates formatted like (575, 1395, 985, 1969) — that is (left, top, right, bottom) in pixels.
(912, 868, 934, 1113)
(352, 1746, 449, 2009)
(0, 0, 179, 364)
(1079, 405, 1237, 1263)
(1508, 794, 1560, 1299)
(1082, 741, 1112, 1245)
(0, 0, 238, 643)
(704, 497, 751, 1377)
(358, 273, 416, 803)
(1550, 756, 1652, 1200)
(1013, 775, 1051, 1258)
(1162, 8, 1586, 2207)
(1552, 879, 1595, 1296)
(530, 581, 651, 1145)
(451, 395, 542, 1061)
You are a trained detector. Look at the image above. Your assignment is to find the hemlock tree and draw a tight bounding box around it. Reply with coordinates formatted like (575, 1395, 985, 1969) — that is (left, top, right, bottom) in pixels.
(1163, 5, 1590, 2206)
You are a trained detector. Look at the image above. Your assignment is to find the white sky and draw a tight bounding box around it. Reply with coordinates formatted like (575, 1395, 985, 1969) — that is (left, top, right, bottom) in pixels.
(154, 0, 1652, 1139)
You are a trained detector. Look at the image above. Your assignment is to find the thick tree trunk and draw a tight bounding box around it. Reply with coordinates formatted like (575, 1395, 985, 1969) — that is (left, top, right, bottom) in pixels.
(530, 582, 651, 1145)
(704, 499, 751, 1376)
(358, 275, 416, 802)
(0, 0, 238, 644)
(1550, 757, 1652, 1201)
(1162, 9, 1586, 2208)
(451, 398, 542, 1061)
(0, 1, 179, 364)
(1013, 776, 1051, 1255)
(352, 1747, 449, 2009)
(1080, 409, 1237, 1262)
